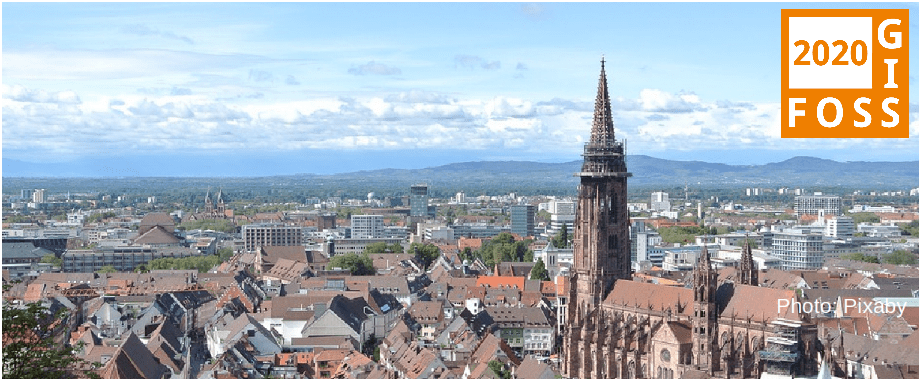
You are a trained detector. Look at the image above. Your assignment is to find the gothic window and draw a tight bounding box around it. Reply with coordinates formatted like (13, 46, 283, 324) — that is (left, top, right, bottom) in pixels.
(660, 348, 671, 362)
(721, 332, 730, 347)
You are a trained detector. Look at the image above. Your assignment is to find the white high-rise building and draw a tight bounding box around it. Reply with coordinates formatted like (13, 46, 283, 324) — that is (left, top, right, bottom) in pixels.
(772, 229, 825, 270)
(351, 214, 384, 239)
(825, 215, 855, 238)
(32, 189, 45, 204)
(650, 191, 671, 212)
(794, 194, 841, 216)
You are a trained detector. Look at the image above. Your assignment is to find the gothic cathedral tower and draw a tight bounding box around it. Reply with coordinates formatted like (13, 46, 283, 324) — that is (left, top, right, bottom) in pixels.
(693, 244, 719, 373)
(565, 57, 633, 378)
(571, 58, 633, 310)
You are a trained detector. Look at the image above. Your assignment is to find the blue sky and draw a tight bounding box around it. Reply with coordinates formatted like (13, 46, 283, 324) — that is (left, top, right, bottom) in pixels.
(3, 2, 918, 176)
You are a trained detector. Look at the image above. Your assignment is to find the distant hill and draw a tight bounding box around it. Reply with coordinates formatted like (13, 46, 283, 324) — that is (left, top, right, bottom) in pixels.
(4, 156, 918, 197)
(331, 155, 919, 189)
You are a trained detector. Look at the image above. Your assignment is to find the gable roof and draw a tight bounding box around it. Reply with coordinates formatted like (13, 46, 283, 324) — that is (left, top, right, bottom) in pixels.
(716, 282, 803, 322)
(132, 226, 181, 245)
(603, 280, 693, 316)
(260, 246, 307, 264)
(476, 276, 525, 290)
(98, 333, 167, 379)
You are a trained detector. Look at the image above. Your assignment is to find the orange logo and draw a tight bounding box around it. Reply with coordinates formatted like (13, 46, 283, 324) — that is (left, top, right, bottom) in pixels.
(781, 9, 909, 138)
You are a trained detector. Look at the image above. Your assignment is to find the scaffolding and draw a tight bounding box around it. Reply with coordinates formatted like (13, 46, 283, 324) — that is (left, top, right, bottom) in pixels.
(759, 318, 802, 375)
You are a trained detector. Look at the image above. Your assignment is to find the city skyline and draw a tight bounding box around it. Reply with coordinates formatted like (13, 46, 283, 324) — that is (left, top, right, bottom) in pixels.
(3, 2, 918, 176)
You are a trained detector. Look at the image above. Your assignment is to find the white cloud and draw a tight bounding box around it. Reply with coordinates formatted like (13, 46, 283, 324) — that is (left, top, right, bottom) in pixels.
(3, 84, 81, 104)
(3, 84, 916, 162)
(347, 61, 402, 76)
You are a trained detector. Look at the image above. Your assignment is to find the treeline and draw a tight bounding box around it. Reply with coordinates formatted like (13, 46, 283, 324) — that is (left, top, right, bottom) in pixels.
(463, 232, 533, 268)
(178, 219, 237, 234)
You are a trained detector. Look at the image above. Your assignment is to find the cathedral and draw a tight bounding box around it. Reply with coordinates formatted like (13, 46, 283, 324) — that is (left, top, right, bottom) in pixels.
(562, 60, 819, 379)
(183, 188, 231, 222)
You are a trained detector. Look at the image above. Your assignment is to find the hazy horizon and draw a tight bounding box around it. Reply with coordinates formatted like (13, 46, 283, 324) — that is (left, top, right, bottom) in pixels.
(3, 3, 918, 177)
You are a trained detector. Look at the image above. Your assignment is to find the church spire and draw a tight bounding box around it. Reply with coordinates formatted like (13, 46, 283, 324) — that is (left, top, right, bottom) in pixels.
(591, 57, 616, 146)
(739, 236, 758, 286)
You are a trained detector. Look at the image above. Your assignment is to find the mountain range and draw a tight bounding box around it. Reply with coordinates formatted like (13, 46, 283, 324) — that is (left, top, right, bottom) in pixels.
(4, 156, 918, 194)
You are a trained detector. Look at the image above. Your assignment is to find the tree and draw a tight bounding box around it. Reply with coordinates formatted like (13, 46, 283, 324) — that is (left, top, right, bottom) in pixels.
(477, 233, 531, 268)
(365, 242, 404, 255)
(40, 254, 62, 267)
(2, 298, 100, 378)
(552, 224, 569, 248)
(883, 250, 917, 265)
(329, 253, 376, 275)
(523, 248, 535, 263)
(487, 360, 511, 379)
(530, 258, 549, 281)
(847, 211, 881, 224)
(411, 243, 440, 270)
(841, 253, 880, 264)
(96, 265, 118, 274)
(461, 247, 474, 262)
(146, 255, 220, 273)
(218, 247, 234, 262)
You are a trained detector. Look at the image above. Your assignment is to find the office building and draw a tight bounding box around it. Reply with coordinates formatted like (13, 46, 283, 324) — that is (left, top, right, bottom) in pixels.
(351, 214, 385, 239)
(510, 204, 535, 237)
(410, 184, 428, 218)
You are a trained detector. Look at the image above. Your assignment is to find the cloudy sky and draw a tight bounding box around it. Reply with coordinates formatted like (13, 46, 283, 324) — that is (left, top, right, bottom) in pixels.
(3, 2, 918, 176)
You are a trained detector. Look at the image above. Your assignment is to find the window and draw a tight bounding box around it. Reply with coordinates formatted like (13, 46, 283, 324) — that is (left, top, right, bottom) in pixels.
(660, 349, 671, 362)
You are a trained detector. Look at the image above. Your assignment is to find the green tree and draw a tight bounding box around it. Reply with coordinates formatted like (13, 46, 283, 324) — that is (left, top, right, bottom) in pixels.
(883, 250, 917, 265)
(657, 226, 706, 244)
(461, 247, 474, 262)
(40, 254, 62, 267)
(2, 299, 100, 379)
(487, 360, 511, 379)
(523, 248, 535, 263)
(411, 243, 441, 270)
(477, 233, 531, 268)
(96, 265, 118, 274)
(329, 253, 376, 275)
(899, 220, 919, 236)
(841, 253, 880, 264)
(530, 258, 549, 281)
(178, 219, 236, 234)
(552, 224, 569, 248)
(846, 211, 881, 224)
(218, 247, 234, 262)
(365, 242, 404, 255)
(146, 255, 220, 273)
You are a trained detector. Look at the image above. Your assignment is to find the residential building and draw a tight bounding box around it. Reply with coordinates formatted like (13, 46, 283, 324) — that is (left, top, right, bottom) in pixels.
(794, 194, 842, 216)
(772, 229, 825, 270)
(242, 223, 302, 252)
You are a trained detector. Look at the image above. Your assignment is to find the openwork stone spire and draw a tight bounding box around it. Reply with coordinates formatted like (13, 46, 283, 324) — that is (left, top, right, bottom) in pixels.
(591, 57, 616, 145)
(579, 58, 628, 177)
